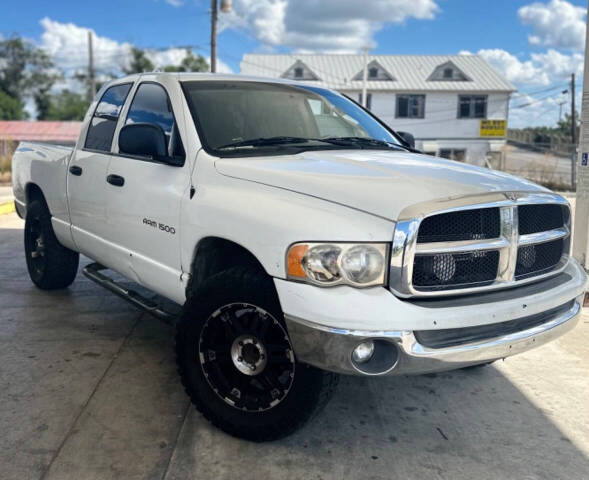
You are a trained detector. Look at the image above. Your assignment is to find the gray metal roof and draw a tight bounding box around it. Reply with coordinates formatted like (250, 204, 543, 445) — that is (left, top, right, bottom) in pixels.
(240, 54, 516, 93)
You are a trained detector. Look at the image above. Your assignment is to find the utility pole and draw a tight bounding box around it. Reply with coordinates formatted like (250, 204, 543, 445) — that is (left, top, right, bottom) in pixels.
(573, 0, 589, 270)
(88, 31, 96, 101)
(558, 100, 566, 121)
(572, 73, 577, 189)
(210, 0, 218, 73)
(210, 0, 231, 73)
(572, 73, 576, 146)
(361, 47, 368, 108)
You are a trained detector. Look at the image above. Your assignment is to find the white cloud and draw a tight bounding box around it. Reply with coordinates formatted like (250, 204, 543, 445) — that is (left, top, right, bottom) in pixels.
(40, 17, 132, 72)
(462, 48, 583, 86)
(165, 0, 184, 6)
(221, 0, 440, 52)
(518, 0, 586, 50)
(466, 48, 550, 85)
(36, 18, 226, 94)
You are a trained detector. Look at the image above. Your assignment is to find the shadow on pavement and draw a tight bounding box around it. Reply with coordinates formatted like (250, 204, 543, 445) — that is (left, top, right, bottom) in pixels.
(1, 221, 588, 480)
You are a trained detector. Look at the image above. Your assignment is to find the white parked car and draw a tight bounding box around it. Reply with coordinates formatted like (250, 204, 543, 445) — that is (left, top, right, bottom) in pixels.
(11, 73, 587, 441)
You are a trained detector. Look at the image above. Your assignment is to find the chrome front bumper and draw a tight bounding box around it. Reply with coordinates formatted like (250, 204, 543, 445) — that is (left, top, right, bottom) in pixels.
(284, 295, 583, 376)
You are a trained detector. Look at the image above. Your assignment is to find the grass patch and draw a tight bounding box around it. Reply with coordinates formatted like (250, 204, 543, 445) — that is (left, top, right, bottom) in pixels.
(0, 155, 12, 184)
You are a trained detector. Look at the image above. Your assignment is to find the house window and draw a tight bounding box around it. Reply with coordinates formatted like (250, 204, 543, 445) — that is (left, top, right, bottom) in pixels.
(439, 149, 466, 162)
(369, 67, 378, 79)
(458, 95, 487, 118)
(396, 94, 425, 119)
(358, 92, 372, 110)
(443, 68, 453, 79)
(294, 67, 304, 78)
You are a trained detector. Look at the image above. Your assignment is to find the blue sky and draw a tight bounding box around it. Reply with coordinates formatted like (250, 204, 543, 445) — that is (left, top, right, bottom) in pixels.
(1, 0, 586, 127)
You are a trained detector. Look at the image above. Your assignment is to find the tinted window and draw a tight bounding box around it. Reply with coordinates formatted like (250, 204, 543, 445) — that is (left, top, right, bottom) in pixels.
(125, 83, 184, 157)
(182, 81, 400, 153)
(85, 83, 132, 152)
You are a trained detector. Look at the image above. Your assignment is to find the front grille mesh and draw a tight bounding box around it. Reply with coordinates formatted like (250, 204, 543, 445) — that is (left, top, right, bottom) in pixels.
(417, 208, 500, 243)
(518, 204, 564, 235)
(515, 238, 564, 279)
(407, 202, 568, 294)
(412, 251, 499, 289)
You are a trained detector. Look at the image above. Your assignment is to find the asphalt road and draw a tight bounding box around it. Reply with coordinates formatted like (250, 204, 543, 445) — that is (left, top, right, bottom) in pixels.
(1, 211, 588, 480)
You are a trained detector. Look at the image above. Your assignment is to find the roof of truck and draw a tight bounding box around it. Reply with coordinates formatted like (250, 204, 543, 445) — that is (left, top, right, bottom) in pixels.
(113, 71, 332, 88)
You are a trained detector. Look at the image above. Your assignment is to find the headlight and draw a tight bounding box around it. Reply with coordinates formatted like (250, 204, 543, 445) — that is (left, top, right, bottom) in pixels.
(286, 242, 389, 287)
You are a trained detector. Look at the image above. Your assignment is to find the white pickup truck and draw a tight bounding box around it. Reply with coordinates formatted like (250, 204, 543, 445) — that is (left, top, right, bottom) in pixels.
(12, 73, 587, 441)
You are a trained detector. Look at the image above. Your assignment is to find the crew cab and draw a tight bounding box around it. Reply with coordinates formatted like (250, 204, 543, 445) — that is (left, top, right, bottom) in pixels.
(11, 73, 587, 441)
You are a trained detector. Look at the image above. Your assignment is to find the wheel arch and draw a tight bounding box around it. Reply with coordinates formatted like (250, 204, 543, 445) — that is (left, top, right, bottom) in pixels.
(25, 183, 49, 212)
(187, 236, 273, 298)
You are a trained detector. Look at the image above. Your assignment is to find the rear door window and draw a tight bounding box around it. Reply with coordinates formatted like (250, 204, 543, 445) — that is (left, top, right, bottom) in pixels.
(84, 83, 132, 152)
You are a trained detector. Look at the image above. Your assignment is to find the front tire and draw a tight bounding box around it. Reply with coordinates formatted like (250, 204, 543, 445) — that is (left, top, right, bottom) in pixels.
(24, 199, 79, 290)
(176, 267, 338, 441)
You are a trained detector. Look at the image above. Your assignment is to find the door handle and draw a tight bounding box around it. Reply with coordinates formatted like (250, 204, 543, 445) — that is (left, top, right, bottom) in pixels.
(69, 165, 83, 176)
(107, 174, 125, 187)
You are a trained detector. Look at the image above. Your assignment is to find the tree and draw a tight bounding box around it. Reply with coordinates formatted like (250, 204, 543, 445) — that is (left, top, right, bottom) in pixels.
(0, 36, 59, 119)
(163, 50, 209, 73)
(555, 112, 580, 140)
(124, 47, 155, 74)
(0, 88, 24, 120)
(44, 90, 90, 121)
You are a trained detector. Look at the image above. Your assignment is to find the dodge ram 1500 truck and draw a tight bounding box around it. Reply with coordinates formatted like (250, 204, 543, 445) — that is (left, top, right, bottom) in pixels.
(12, 73, 588, 441)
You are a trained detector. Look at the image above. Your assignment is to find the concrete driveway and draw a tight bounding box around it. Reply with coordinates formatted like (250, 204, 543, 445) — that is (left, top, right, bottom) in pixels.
(1, 211, 588, 480)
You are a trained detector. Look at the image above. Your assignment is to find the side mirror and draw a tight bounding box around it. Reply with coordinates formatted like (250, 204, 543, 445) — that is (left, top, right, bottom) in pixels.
(119, 123, 180, 165)
(396, 131, 415, 149)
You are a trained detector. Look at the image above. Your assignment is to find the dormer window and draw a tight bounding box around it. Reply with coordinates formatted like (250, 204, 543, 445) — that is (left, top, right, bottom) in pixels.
(428, 61, 471, 82)
(281, 60, 319, 81)
(353, 60, 394, 81)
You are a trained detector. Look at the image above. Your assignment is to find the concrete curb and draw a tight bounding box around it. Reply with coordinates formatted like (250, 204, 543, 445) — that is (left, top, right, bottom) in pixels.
(0, 202, 15, 215)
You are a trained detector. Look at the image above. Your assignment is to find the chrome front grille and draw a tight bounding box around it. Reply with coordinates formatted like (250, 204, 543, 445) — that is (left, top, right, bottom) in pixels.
(389, 193, 571, 297)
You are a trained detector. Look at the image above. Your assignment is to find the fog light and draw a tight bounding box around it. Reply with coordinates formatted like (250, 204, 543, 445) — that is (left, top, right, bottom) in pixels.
(352, 341, 375, 364)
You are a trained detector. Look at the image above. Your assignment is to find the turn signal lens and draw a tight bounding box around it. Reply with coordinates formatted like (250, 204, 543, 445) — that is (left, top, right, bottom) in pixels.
(287, 244, 309, 279)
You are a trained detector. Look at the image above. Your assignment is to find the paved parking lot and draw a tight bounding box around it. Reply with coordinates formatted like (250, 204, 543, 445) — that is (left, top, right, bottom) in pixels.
(1, 211, 589, 480)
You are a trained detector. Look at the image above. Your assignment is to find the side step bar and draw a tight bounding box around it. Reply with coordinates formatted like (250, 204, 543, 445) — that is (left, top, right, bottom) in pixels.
(83, 263, 177, 325)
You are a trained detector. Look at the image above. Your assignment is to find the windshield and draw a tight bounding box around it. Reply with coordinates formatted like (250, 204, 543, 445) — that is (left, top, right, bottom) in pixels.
(181, 81, 403, 155)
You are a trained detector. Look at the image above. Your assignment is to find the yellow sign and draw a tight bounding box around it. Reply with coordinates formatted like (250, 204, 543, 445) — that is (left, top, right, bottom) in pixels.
(480, 119, 507, 137)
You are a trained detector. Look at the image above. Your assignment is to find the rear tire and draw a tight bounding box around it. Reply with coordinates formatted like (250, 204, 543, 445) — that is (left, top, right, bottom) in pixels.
(24, 199, 79, 290)
(176, 266, 338, 441)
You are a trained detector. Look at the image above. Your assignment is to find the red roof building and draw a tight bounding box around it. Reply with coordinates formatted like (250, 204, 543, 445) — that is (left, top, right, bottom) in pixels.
(0, 121, 82, 146)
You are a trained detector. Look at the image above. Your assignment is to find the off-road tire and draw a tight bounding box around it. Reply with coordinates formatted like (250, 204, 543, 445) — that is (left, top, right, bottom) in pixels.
(176, 266, 339, 441)
(24, 199, 79, 290)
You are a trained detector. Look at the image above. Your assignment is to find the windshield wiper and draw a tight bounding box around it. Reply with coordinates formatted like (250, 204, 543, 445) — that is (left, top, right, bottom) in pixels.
(318, 137, 406, 150)
(218, 136, 322, 150)
(217, 135, 408, 152)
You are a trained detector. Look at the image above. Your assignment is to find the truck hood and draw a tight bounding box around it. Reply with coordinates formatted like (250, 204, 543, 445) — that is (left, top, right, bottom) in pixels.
(215, 150, 547, 221)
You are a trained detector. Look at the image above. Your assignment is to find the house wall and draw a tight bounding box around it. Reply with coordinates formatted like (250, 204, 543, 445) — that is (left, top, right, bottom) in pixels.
(345, 90, 510, 166)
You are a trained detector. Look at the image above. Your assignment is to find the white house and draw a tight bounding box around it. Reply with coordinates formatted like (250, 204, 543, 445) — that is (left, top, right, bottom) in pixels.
(240, 54, 516, 166)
